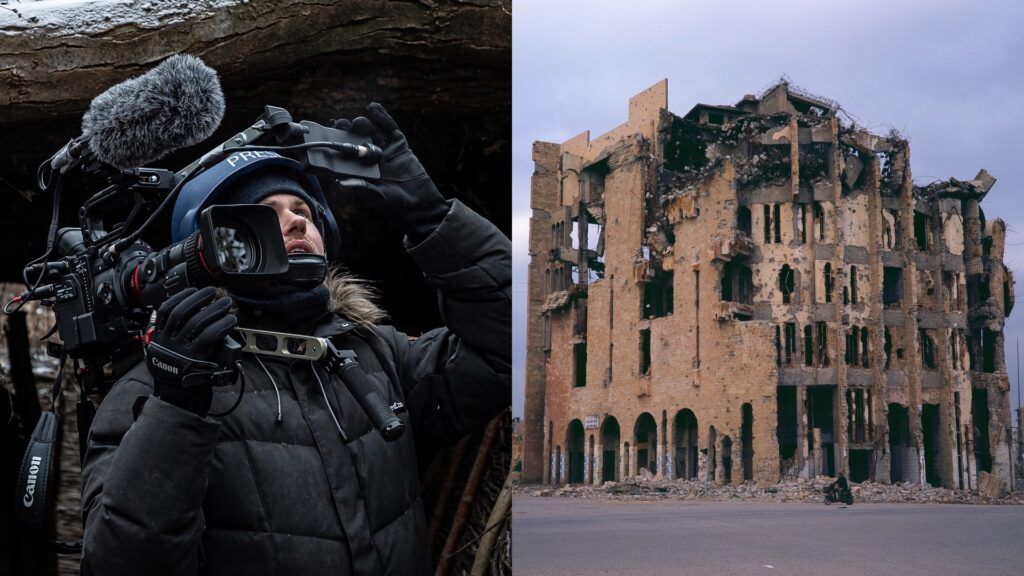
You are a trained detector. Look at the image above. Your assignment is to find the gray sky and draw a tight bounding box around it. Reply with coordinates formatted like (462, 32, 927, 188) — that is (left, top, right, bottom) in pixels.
(512, 0, 1024, 420)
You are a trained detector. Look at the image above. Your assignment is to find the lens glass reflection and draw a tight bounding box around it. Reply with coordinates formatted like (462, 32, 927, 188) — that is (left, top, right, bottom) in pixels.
(214, 226, 251, 272)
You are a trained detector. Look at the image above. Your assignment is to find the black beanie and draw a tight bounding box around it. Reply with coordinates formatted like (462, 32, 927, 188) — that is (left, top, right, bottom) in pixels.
(218, 168, 326, 238)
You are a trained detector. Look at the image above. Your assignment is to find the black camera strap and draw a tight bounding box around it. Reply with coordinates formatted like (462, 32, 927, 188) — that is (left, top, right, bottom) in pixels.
(14, 353, 84, 554)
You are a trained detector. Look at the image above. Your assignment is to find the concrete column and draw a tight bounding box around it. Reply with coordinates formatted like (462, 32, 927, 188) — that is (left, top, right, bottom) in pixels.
(666, 417, 676, 479)
(619, 443, 627, 481)
(656, 432, 664, 477)
(628, 444, 637, 479)
(583, 438, 591, 485)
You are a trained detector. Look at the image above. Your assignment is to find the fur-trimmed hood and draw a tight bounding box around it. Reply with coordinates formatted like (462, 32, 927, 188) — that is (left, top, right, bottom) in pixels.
(325, 269, 386, 326)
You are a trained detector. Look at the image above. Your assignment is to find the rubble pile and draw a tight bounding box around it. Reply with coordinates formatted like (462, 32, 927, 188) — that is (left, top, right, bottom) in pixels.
(518, 474, 1024, 505)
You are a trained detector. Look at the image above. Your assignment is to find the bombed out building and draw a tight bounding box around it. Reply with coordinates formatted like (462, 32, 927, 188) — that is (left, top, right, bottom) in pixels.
(523, 80, 1015, 490)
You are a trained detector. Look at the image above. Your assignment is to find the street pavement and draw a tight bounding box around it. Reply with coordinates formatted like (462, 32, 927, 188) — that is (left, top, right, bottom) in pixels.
(513, 495, 1024, 576)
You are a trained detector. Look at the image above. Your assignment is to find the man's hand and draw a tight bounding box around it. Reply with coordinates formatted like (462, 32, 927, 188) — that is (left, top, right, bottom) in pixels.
(147, 286, 237, 415)
(334, 103, 450, 243)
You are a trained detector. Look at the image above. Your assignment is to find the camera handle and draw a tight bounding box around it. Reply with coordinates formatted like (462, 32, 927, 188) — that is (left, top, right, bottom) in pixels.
(233, 328, 405, 442)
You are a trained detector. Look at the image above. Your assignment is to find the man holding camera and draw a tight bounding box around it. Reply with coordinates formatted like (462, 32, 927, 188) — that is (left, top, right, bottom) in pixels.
(80, 104, 511, 575)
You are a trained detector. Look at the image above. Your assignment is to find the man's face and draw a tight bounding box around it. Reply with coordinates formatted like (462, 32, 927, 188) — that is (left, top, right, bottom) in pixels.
(259, 193, 325, 256)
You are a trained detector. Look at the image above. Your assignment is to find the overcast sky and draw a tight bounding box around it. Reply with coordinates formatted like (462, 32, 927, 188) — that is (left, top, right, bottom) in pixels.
(511, 0, 1024, 420)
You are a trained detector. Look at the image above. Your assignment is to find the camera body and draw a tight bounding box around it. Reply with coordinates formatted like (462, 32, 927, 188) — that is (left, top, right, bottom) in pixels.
(36, 205, 288, 393)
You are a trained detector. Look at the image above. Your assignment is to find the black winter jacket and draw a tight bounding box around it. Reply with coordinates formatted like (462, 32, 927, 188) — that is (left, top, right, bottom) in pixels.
(81, 201, 510, 575)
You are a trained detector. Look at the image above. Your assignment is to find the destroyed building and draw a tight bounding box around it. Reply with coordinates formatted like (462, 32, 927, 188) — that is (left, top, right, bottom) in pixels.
(523, 80, 1016, 490)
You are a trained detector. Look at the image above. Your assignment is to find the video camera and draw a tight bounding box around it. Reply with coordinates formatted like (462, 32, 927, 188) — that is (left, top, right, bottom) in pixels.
(9, 104, 380, 395)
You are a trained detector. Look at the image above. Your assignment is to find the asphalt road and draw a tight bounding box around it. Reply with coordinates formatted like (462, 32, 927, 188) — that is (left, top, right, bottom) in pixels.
(513, 495, 1024, 576)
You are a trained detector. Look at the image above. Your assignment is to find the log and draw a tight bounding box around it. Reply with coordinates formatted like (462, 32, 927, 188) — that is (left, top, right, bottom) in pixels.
(0, 0, 510, 120)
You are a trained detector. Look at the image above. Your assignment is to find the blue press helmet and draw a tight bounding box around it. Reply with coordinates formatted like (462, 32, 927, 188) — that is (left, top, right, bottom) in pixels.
(171, 151, 340, 257)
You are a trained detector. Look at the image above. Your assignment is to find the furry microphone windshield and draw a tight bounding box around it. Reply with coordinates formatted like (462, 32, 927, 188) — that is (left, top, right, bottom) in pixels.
(81, 54, 225, 170)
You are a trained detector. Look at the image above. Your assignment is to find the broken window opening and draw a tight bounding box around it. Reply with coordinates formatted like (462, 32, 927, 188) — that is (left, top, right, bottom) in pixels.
(799, 143, 831, 183)
(816, 322, 829, 367)
(570, 264, 580, 285)
(721, 261, 753, 307)
(587, 257, 605, 283)
(800, 204, 808, 244)
(741, 404, 754, 482)
(982, 329, 997, 373)
(643, 269, 674, 319)
(804, 325, 814, 367)
(919, 329, 937, 369)
(586, 218, 602, 251)
(914, 213, 932, 252)
(922, 404, 941, 487)
(883, 267, 902, 307)
(944, 272, 962, 311)
(574, 297, 588, 336)
(824, 263, 833, 303)
(763, 204, 772, 244)
(850, 265, 858, 305)
(663, 117, 709, 173)
(737, 206, 752, 236)
(784, 322, 796, 366)
(573, 342, 587, 387)
(845, 326, 860, 366)
(779, 265, 795, 304)
(860, 327, 869, 368)
(774, 325, 782, 366)
(807, 386, 836, 477)
(570, 219, 580, 250)
(855, 389, 867, 442)
(972, 389, 992, 473)
(777, 387, 798, 462)
(888, 403, 912, 483)
(639, 329, 651, 376)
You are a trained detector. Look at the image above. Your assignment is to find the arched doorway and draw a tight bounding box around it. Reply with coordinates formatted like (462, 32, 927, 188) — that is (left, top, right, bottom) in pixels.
(566, 420, 585, 484)
(674, 409, 699, 479)
(600, 416, 621, 482)
(634, 413, 657, 476)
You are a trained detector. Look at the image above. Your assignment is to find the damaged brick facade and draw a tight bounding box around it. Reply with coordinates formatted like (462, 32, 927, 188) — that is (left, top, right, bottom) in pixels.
(523, 79, 1016, 491)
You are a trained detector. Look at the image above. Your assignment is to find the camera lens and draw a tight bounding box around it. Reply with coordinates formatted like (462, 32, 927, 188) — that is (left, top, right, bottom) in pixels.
(213, 223, 255, 273)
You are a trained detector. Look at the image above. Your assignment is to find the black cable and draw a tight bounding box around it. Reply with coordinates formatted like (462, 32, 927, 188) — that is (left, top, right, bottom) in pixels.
(208, 362, 246, 418)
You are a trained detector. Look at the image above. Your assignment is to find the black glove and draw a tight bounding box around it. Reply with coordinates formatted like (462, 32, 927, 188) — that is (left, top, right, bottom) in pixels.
(334, 103, 451, 244)
(147, 286, 237, 415)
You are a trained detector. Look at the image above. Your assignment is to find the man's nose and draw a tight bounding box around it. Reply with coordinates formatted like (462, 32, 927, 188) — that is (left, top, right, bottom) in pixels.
(282, 211, 307, 236)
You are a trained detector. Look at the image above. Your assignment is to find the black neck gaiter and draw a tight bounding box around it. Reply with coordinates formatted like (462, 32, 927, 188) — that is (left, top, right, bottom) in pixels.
(231, 285, 331, 334)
